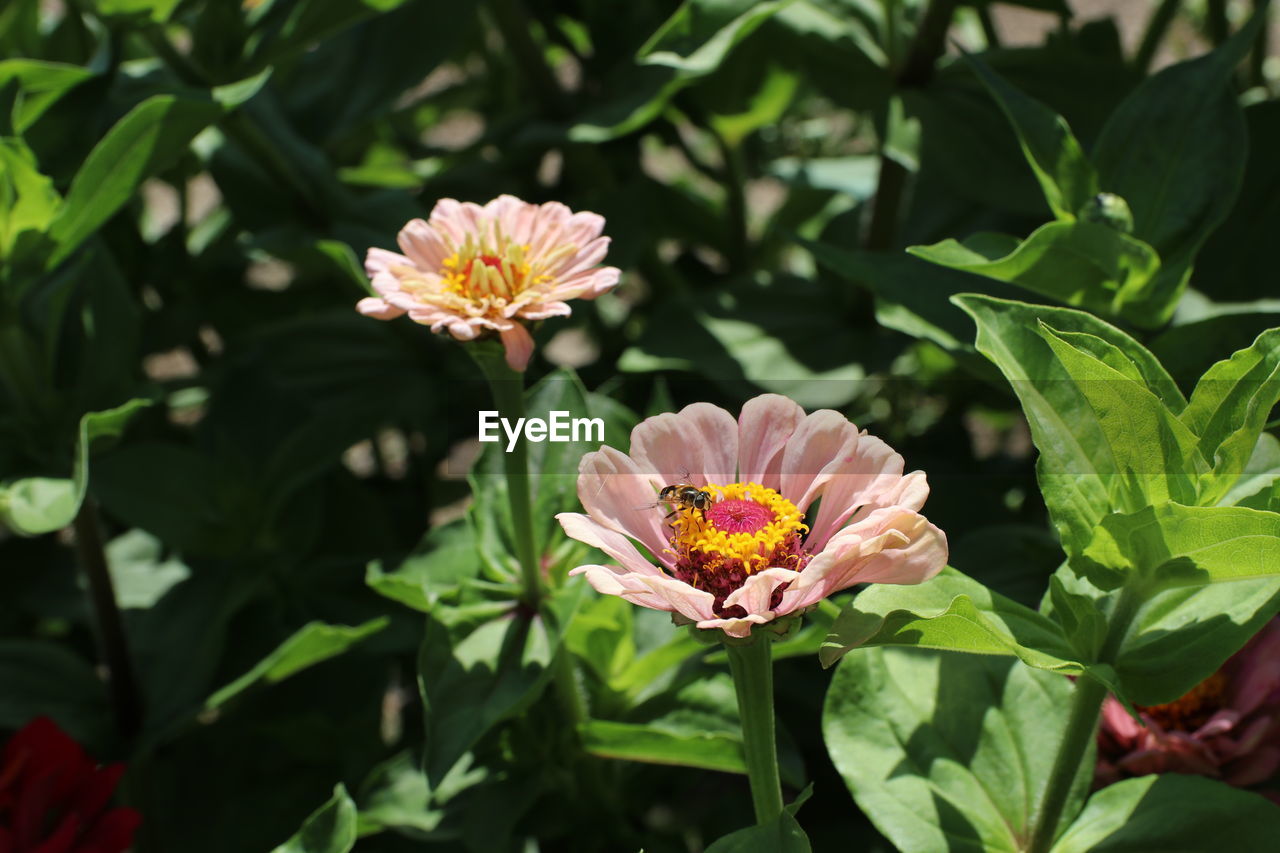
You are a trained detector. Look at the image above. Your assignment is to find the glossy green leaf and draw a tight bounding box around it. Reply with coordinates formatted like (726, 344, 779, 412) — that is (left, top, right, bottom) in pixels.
(0, 60, 94, 132)
(954, 295, 1179, 553)
(0, 398, 150, 536)
(1090, 10, 1264, 324)
(910, 222, 1160, 322)
(1113, 575, 1280, 706)
(964, 54, 1097, 220)
(820, 567, 1115, 688)
(1036, 323, 1205, 508)
(271, 784, 357, 853)
(1181, 328, 1280, 504)
(704, 811, 810, 853)
(824, 647, 1089, 853)
(206, 618, 389, 709)
(47, 95, 224, 268)
(1051, 775, 1280, 853)
(0, 137, 58, 265)
(638, 0, 797, 75)
(366, 519, 483, 613)
(419, 582, 582, 784)
(1221, 433, 1280, 507)
(578, 718, 746, 775)
(1080, 502, 1280, 591)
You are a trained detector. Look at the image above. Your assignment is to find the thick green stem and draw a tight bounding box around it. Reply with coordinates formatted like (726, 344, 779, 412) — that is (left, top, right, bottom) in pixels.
(1027, 587, 1142, 853)
(1134, 0, 1181, 73)
(74, 500, 144, 740)
(472, 347, 542, 607)
(725, 638, 784, 825)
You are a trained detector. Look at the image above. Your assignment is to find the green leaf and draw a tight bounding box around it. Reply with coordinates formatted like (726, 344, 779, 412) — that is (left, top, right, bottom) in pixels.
(1113, 575, 1280, 706)
(1220, 433, 1280, 507)
(704, 811, 810, 853)
(0, 60, 94, 132)
(820, 567, 1114, 687)
(1181, 328, 1280, 504)
(93, 0, 182, 23)
(1051, 775, 1280, 853)
(271, 784, 358, 853)
(104, 528, 191, 609)
(953, 295, 1178, 553)
(0, 398, 150, 536)
(366, 519, 483, 613)
(0, 640, 110, 750)
(0, 137, 58, 266)
(419, 582, 582, 784)
(578, 718, 746, 775)
(963, 53, 1097, 220)
(246, 0, 411, 67)
(638, 0, 798, 75)
(46, 95, 224, 268)
(206, 618, 389, 709)
(823, 647, 1089, 853)
(1036, 322, 1205, 509)
(1080, 502, 1280, 591)
(1090, 9, 1265, 324)
(910, 222, 1160, 324)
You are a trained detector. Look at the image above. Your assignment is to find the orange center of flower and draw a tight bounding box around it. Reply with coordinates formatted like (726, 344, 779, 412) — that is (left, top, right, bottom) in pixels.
(666, 482, 810, 617)
(1137, 672, 1228, 732)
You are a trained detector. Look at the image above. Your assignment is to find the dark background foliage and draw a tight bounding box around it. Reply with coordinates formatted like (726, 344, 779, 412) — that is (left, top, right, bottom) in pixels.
(1, 0, 1276, 850)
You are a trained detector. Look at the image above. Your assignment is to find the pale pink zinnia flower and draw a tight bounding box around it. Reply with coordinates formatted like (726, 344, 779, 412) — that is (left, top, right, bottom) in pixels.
(556, 395, 948, 637)
(357, 195, 620, 371)
(1097, 617, 1280, 790)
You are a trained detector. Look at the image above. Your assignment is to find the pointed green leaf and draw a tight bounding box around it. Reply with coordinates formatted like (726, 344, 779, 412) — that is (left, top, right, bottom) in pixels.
(704, 811, 810, 852)
(964, 53, 1097, 220)
(271, 784, 357, 853)
(910, 221, 1160, 323)
(638, 0, 797, 75)
(1051, 775, 1280, 853)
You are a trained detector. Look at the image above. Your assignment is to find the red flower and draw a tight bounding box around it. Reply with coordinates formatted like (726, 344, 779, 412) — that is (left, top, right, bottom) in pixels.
(0, 718, 140, 853)
(1097, 618, 1280, 790)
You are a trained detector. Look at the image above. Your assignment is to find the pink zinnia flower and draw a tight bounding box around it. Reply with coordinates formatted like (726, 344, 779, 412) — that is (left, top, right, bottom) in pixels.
(556, 395, 948, 637)
(356, 195, 620, 371)
(1097, 618, 1280, 789)
(0, 717, 141, 853)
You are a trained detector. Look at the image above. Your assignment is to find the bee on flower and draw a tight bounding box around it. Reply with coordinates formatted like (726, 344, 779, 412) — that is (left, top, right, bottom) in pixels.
(356, 195, 621, 372)
(557, 394, 949, 637)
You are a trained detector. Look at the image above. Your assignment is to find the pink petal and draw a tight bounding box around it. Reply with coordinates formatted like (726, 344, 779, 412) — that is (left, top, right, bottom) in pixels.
(570, 564, 683, 611)
(575, 446, 673, 568)
(777, 410, 860, 515)
(847, 509, 948, 586)
(557, 513, 664, 578)
(356, 297, 406, 320)
(629, 403, 738, 487)
(563, 211, 606, 246)
(1101, 696, 1144, 741)
(780, 526, 910, 611)
(737, 394, 805, 489)
(548, 266, 621, 300)
(695, 613, 771, 638)
(514, 301, 572, 320)
(805, 433, 907, 550)
(629, 573, 718, 623)
(722, 567, 800, 616)
(499, 323, 534, 371)
(397, 218, 451, 270)
(366, 247, 411, 275)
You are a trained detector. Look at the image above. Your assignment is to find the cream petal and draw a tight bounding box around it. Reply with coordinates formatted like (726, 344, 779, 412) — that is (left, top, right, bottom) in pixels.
(777, 410, 860, 514)
(630, 403, 738, 487)
(722, 567, 801, 616)
(631, 573, 718, 622)
(366, 247, 412, 275)
(558, 513, 666, 577)
(563, 211, 606, 246)
(499, 323, 534, 371)
(527, 201, 573, 257)
(695, 613, 771, 638)
(737, 394, 805, 488)
(781, 527, 910, 610)
(842, 509, 948, 586)
(805, 433, 906, 550)
(371, 270, 404, 296)
(356, 297, 406, 320)
(447, 319, 480, 340)
(570, 564, 679, 611)
(547, 267, 621, 300)
(576, 446, 673, 568)
(397, 218, 451, 271)
(547, 236, 610, 278)
(514, 301, 572, 320)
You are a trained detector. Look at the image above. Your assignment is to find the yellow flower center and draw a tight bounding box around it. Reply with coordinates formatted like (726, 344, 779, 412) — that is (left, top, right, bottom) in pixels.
(669, 482, 807, 574)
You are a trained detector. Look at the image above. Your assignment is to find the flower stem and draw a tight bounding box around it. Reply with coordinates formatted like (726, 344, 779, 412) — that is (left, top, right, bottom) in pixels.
(725, 637, 784, 825)
(471, 346, 542, 607)
(1027, 586, 1142, 853)
(73, 500, 144, 740)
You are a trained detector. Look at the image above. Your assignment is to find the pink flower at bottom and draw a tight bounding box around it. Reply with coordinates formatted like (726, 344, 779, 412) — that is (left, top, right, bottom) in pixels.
(356, 195, 621, 371)
(556, 394, 948, 637)
(1097, 617, 1280, 789)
